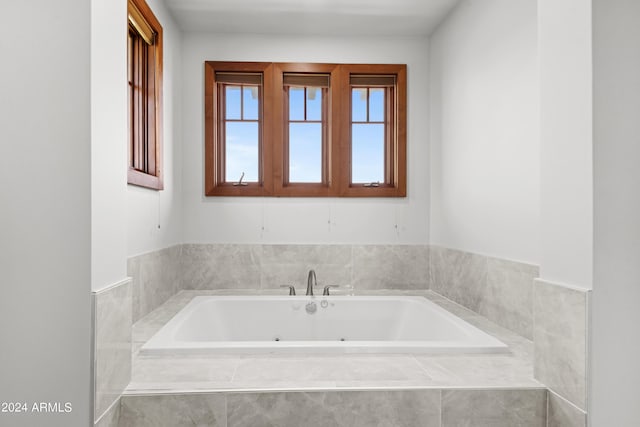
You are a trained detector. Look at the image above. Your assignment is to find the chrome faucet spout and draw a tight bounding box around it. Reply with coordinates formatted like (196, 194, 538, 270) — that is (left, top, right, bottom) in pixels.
(306, 270, 317, 296)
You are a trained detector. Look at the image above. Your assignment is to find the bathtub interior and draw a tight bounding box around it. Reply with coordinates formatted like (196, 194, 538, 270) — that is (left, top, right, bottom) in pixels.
(141, 295, 509, 355)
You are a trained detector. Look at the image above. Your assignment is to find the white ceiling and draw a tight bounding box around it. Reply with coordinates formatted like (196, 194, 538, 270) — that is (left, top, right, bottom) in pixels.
(165, 0, 461, 36)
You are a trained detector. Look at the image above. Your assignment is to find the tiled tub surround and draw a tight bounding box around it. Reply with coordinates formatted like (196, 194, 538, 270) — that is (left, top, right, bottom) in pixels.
(430, 246, 538, 340)
(128, 290, 540, 391)
(93, 278, 132, 425)
(125, 244, 430, 328)
(181, 244, 430, 291)
(533, 279, 589, 412)
(128, 243, 542, 337)
(119, 244, 587, 425)
(113, 289, 547, 426)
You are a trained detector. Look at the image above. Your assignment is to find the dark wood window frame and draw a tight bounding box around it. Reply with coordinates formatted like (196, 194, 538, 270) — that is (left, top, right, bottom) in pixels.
(273, 63, 341, 197)
(204, 61, 406, 197)
(127, 0, 163, 190)
(338, 64, 406, 197)
(205, 62, 274, 197)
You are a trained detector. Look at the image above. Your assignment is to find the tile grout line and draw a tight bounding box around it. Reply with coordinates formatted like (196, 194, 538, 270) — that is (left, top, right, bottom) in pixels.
(546, 387, 550, 427)
(228, 362, 240, 384)
(439, 388, 443, 427)
(409, 354, 438, 382)
(224, 392, 229, 427)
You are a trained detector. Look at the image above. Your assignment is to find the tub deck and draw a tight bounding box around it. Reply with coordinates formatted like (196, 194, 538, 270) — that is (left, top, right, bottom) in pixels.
(126, 290, 541, 394)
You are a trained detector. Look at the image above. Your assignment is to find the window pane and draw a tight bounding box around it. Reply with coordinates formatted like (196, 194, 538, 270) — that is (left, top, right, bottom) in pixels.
(289, 87, 304, 121)
(306, 87, 322, 121)
(289, 123, 322, 183)
(352, 88, 367, 122)
(243, 86, 259, 120)
(225, 86, 241, 120)
(352, 123, 384, 183)
(225, 122, 259, 182)
(369, 88, 385, 122)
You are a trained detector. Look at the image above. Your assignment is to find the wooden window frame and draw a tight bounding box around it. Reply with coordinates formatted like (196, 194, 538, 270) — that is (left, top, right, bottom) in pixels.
(127, 0, 163, 190)
(204, 62, 274, 196)
(204, 62, 406, 197)
(337, 64, 406, 197)
(273, 63, 341, 197)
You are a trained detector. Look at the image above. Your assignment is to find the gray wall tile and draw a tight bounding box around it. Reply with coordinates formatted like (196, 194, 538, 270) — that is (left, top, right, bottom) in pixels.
(533, 279, 588, 410)
(430, 246, 538, 340)
(181, 244, 262, 290)
(129, 245, 183, 322)
(442, 389, 546, 427)
(260, 244, 352, 291)
(227, 390, 441, 427)
(547, 392, 587, 427)
(352, 245, 429, 290)
(119, 394, 226, 427)
(94, 280, 132, 422)
(430, 246, 488, 311)
(481, 257, 537, 340)
(177, 244, 429, 292)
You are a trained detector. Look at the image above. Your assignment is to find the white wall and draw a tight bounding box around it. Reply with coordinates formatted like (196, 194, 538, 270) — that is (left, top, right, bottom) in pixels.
(591, 0, 640, 423)
(538, 0, 593, 289)
(428, 0, 539, 264)
(181, 33, 430, 244)
(91, 0, 129, 291)
(91, 0, 182, 269)
(0, 0, 92, 425)
(127, 0, 184, 257)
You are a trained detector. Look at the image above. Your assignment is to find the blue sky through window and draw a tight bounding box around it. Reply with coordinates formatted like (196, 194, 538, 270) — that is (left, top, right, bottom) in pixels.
(352, 123, 384, 183)
(288, 87, 323, 183)
(225, 85, 259, 182)
(225, 122, 258, 182)
(289, 123, 322, 182)
(223, 84, 386, 184)
(351, 87, 385, 183)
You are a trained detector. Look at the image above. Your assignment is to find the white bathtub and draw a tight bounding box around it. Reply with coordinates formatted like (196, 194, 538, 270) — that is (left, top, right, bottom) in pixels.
(141, 296, 508, 355)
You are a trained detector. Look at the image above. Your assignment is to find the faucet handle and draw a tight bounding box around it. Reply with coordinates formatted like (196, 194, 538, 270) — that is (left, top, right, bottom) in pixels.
(280, 285, 296, 295)
(322, 285, 339, 296)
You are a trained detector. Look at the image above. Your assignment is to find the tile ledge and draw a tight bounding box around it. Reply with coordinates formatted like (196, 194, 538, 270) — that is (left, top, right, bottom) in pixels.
(128, 243, 182, 259)
(122, 384, 548, 397)
(534, 278, 592, 294)
(546, 392, 587, 416)
(548, 388, 588, 414)
(92, 277, 132, 295)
